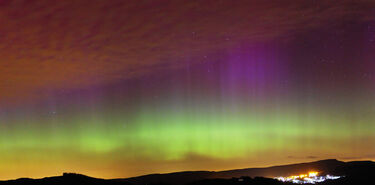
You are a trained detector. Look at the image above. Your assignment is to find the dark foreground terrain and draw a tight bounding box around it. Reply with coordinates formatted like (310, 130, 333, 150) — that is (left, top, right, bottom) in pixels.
(1, 159, 374, 185)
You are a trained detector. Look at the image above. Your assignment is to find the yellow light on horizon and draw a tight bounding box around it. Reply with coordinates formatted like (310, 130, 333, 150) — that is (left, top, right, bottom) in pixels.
(308, 171, 318, 177)
(287, 171, 318, 180)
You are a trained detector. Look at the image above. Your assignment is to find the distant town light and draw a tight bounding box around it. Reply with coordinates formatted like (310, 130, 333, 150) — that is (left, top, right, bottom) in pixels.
(275, 171, 342, 184)
(308, 172, 318, 177)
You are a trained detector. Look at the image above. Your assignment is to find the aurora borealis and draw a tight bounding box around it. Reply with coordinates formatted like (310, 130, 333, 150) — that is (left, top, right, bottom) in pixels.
(1, 0, 375, 180)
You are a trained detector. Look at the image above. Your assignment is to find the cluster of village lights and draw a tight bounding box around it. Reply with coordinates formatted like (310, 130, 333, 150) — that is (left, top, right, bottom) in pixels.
(275, 171, 342, 184)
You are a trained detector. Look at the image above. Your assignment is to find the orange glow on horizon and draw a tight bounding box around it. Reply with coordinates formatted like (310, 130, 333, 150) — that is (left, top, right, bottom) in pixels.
(288, 171, 319, 180)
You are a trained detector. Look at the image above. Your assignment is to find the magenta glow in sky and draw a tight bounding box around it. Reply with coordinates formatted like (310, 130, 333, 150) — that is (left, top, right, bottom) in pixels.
(0, 0, 375, 180)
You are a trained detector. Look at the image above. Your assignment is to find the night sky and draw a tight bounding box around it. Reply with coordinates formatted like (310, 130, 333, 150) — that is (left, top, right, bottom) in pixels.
(1, 0, 375, 180)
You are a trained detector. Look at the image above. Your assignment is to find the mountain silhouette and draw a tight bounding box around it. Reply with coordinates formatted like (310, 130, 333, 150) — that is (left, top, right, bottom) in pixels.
(0, 173, 131, 185)
(117, 159, 359, 184)
(1, 159, 374, 185)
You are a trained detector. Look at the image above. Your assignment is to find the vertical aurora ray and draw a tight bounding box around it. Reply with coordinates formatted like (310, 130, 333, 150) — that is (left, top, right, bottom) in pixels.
(2, 100, 375, 179)
(1, 0, 375, 181)
(2, 40, 375, 179)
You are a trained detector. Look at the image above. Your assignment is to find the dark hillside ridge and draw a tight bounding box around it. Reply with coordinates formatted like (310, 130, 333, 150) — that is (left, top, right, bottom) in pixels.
(119, 159, 350, 184)
(1, 159, 374, 185)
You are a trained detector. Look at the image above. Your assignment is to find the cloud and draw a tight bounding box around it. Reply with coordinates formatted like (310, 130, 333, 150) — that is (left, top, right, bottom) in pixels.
(1, 0, 375, 104)
(287, 155, 319, 159)
(340, 154, 375, 160)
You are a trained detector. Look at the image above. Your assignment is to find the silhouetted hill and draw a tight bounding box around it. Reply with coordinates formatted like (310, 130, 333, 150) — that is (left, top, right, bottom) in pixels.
(213, 159, 345, 178)
(188, 177, 292, 185)
(1, 159, 374, 185)
(118, 159, 354, 185)
(0, 173, 130, 185)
